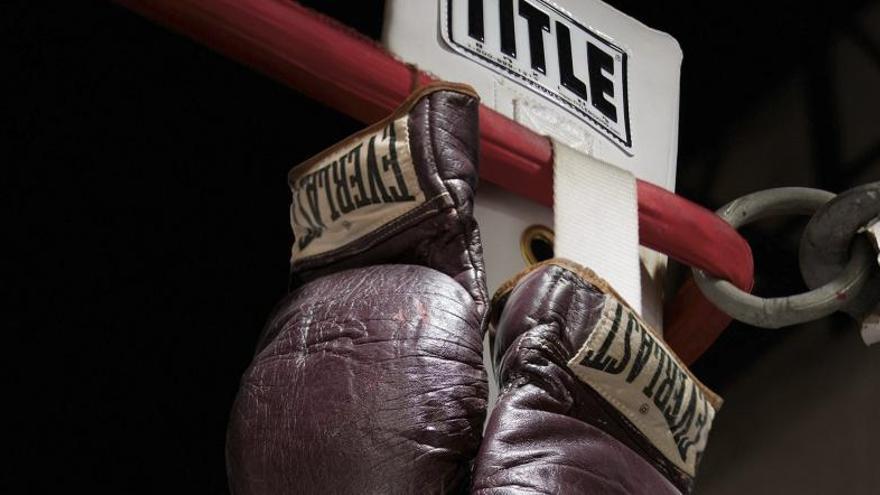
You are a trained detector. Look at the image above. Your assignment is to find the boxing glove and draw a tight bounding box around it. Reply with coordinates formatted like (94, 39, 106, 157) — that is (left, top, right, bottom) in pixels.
(473, 259, 721, 494)
(226, 82, 489, 494)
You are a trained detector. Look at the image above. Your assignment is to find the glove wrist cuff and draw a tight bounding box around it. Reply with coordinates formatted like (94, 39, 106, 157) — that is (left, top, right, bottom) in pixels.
(491, 257, 722, 492)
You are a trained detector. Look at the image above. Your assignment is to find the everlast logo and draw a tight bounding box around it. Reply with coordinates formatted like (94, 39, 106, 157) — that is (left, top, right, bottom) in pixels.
(442, 0, 632, 150)
(569, 296, 717, 476)
(289, 117, 425, 259)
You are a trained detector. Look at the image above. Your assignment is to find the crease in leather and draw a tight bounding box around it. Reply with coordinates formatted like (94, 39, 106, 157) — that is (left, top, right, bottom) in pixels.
(228, 266, 487, 495)
(476, 261, 719, 494)
(289, 87, 488, 332)
(228, 84, 489, 495)
(493, 258, 721, 409)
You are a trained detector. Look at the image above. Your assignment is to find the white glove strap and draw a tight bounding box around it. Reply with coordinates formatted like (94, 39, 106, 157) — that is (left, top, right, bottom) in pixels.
(553, 139, 644, 319)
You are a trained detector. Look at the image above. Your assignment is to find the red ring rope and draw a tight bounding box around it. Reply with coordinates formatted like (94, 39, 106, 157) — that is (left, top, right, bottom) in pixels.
(114, 0, 754, 363)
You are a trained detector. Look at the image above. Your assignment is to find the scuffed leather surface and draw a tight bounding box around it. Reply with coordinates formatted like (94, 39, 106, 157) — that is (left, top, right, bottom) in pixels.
(227, 86, 489, 495)
(473, 262, 687, 494)
(227, 265, 487, 494)
(291, 88, 488, 328)
(407, 89, 485, 322)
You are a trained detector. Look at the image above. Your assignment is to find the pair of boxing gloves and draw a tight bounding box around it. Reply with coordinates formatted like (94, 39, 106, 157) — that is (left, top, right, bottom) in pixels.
(226, 83, 721, 494)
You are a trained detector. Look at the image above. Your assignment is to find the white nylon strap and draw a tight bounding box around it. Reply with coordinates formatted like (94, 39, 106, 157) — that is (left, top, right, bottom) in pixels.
(553, 139, 643, 317)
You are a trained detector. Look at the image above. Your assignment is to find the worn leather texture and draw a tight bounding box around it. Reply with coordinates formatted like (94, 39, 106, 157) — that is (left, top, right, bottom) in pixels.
(226, 84, 489, 495)
(473, 261, 691, 494)
(290, 85, 487, 322)
(227, 265, 487, 494)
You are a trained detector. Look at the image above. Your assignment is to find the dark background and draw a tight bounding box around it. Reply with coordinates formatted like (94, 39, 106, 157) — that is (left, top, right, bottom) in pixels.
(5, 0, 877, 492)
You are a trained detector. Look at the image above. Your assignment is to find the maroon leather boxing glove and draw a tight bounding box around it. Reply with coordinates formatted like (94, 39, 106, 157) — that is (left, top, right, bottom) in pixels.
(226, 83, 489, 495)
(473, 259, 722, 494)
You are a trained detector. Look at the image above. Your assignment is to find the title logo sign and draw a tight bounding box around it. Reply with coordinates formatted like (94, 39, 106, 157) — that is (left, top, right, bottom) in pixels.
(441, 0, 633, 152)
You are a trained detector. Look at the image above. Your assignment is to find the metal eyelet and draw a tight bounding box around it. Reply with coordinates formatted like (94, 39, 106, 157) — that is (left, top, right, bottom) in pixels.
(520, 225, 555, 265)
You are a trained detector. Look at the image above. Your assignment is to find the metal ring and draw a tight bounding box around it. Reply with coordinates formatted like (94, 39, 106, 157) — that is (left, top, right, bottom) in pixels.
(692, 187, 873, 328)
(520, 225, 555, 265)
(800, 181, 880, 320)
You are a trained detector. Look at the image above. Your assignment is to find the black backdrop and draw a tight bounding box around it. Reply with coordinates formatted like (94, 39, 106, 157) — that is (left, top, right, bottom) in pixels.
(6, 2, 375, 490)
(4, 0, 871, 491)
